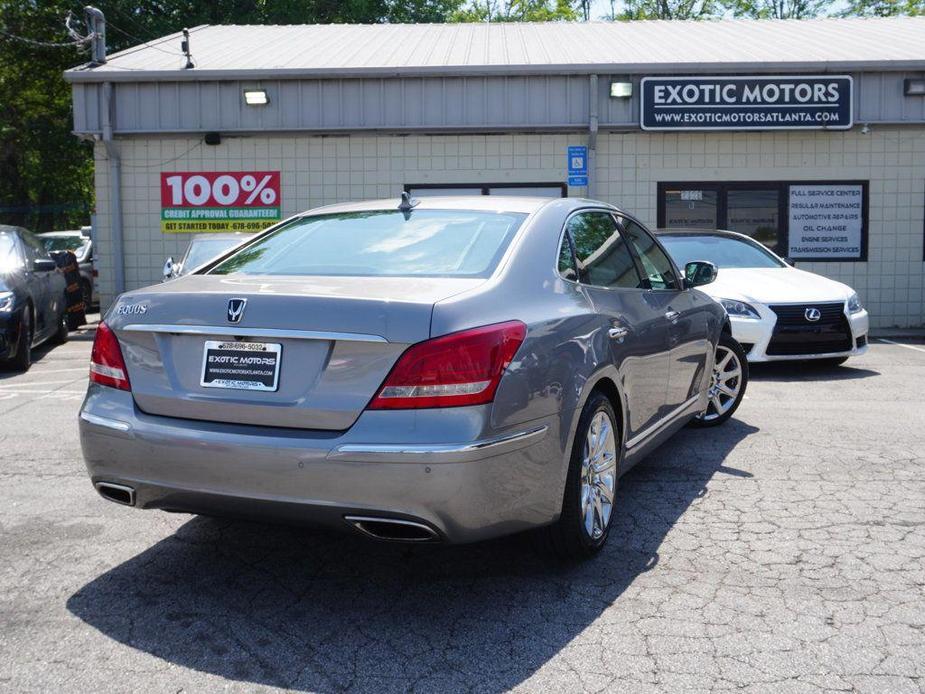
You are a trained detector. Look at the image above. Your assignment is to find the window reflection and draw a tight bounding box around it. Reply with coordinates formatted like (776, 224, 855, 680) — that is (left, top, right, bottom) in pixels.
(567, 212, 643, 290)
(727, 189, 780, 253)
(664, 189, 718, 229)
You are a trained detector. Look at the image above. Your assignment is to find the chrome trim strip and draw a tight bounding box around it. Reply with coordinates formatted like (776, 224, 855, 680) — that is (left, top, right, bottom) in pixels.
(122, 323, 388, 343)
(328, 425, 548, 463)
(80, 410, 132, 432)
(625, 395, 700, 450)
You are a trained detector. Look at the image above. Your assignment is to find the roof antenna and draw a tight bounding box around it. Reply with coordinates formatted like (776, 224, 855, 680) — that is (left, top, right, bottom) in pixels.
(181, 28, 194, 69)
(398, 191, 419, 218)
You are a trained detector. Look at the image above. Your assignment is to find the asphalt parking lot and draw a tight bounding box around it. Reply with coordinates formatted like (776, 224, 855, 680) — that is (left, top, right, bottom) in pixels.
(1, 326, 924, 693)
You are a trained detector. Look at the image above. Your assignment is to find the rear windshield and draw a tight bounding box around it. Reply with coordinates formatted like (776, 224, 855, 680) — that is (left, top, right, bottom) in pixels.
(658, 234, 784, 270)
(208, 210, 527, 278)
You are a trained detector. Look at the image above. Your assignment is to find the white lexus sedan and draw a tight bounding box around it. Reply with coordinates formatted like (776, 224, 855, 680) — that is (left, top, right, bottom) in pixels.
(656, 229, 869, 365)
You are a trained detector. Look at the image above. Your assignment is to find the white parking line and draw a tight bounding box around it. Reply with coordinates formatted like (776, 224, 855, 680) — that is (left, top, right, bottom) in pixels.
(0, 389, 86, 395)
(878, 338, 925, 354)
(27, 367, 89, 374)
(0, 382, 85, 390)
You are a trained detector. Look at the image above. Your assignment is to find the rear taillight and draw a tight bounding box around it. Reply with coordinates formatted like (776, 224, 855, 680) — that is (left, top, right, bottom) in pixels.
(368, 321, 526, 410)
(89, 321, 131, 391)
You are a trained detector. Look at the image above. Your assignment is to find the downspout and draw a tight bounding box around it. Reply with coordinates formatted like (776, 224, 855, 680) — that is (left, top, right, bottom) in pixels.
(101, 81, 125, 296)
(588, 74, 599, 200)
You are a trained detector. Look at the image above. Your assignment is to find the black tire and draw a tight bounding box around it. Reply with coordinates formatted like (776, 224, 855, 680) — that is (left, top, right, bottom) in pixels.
(538, 391, 621, 560)
(691, 333, 748, 428)
(52, 304, 69, 344)
(8, 307, 33, 372)
(814, 356, 849, 367)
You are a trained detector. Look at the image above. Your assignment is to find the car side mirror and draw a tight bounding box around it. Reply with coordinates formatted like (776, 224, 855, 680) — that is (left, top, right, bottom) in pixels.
(782, 257, 795, 266)
(163, 257, 175, 280)
(684, 260, 718, 288)
(32, 258, 57, 273)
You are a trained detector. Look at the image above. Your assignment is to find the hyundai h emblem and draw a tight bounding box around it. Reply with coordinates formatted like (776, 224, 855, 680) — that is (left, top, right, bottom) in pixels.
(805, 307, 821, 322)
(227, 298, 247, 323)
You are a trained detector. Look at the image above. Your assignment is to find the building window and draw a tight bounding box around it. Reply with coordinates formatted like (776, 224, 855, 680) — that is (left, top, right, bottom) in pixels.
(405, 182, 567, 198)
(658, 181, 868, 262)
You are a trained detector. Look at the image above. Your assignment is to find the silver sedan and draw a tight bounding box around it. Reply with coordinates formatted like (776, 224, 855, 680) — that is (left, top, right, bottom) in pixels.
(79, 195, 745, 558)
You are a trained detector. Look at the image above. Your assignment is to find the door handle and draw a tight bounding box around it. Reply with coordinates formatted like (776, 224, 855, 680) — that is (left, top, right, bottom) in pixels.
(608, 327, 629, 340)
(665, 310, 681, 322)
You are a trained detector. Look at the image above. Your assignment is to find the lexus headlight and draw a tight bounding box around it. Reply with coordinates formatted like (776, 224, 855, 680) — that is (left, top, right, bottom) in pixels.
(847, 293, 863, 314)
(0, 291, 13, 312)
(719, 298, 761, 320)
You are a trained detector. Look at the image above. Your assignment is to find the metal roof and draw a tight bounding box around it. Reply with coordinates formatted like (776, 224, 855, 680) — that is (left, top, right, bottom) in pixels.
(65, 17, 925, 82)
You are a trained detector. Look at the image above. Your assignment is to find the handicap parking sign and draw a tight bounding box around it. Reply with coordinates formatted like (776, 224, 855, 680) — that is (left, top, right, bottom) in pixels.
(567, 145, 588, 187)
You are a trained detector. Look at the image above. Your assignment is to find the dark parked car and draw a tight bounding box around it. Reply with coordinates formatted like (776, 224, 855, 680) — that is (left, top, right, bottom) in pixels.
(38, 228, 97, 308)
(0, 226, 69, 371)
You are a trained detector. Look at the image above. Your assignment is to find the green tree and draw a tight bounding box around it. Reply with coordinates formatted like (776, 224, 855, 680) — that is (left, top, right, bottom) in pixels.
(0, 2, 94, 232)
(610, 0, 720, 19)
(724, 0, 829, 18)
(453, 0, 577, 21)
(839, 0, 925, 15)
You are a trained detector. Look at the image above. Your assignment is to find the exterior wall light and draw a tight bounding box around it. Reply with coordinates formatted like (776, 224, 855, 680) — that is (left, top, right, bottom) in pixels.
(243, 89, 269, 105)
(904, 78, 925, 96)
(610, 81, 633, 98)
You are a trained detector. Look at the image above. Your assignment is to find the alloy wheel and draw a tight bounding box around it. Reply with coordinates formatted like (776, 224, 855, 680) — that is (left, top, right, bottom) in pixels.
(580, 410, 617, 540)
(700, 344, 743, 422)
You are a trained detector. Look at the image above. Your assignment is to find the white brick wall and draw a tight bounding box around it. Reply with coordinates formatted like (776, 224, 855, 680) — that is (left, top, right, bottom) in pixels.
(93, 127, 925, 329)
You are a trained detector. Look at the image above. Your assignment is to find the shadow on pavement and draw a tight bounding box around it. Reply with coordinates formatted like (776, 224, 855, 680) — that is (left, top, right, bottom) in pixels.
(67, 419, 758, 692)
(749, 361, 879, 382)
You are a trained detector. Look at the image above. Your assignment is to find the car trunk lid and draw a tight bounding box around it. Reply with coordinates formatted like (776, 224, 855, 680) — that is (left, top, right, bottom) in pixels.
(108, 274, 482, 430)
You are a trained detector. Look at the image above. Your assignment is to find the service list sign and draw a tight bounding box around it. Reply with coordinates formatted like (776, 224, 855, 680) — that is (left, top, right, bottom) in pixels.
(160, 171, 281, 233)
(788, 184, 865, 260)
(641, 76, 853, 131)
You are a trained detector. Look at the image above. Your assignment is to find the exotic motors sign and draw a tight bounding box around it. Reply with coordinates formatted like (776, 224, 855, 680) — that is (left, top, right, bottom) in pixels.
(160, 171, 281, 233)
(641, 76, 853, 131)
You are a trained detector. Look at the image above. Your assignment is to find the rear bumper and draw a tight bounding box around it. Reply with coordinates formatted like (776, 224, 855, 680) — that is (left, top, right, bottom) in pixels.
(730, 308, 869, 363)
(78, 385, 566, 543)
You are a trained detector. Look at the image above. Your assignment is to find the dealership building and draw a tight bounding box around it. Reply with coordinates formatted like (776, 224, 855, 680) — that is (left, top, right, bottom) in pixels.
(65, 18, 925, 328)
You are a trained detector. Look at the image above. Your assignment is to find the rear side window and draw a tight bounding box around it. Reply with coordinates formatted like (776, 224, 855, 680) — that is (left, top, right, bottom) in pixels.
(209, 210, 526, 278)
(567, 211, 643, 290)
(619, 218, 679, 291)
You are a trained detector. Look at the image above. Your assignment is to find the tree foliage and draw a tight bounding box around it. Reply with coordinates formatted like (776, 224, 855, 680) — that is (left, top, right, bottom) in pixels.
(452, 0, 577, 21)
(839, 0, 925, 15)
(725, 0, 831, 18)
(613, 0, 719, 19)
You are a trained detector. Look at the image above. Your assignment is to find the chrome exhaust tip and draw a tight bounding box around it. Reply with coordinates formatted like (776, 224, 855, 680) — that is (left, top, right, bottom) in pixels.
(344, 515, 439, 542)
(95, 482, 135, 507)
